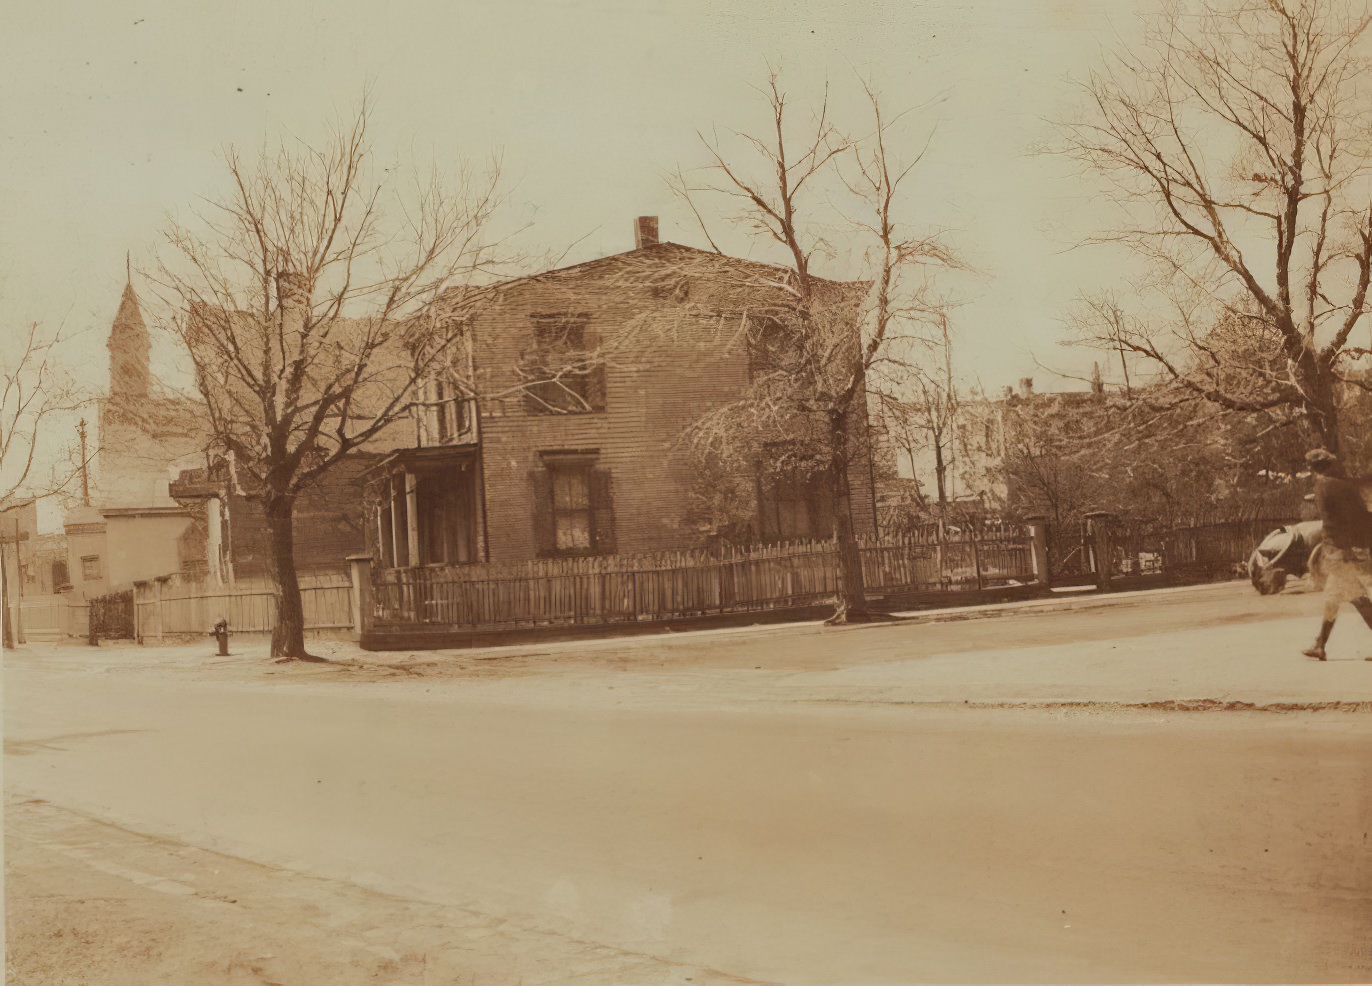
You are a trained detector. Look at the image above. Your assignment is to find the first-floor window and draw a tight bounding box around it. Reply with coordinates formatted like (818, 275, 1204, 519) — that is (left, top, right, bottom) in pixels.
(551, 464, 593, 551)
(532, 452, 615, 557)
(81, 555, 102, 581)
(757, 444, 828, 540)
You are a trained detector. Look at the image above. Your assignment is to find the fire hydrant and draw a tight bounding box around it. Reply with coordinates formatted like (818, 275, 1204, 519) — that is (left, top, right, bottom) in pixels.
(211, 619, 230, 656)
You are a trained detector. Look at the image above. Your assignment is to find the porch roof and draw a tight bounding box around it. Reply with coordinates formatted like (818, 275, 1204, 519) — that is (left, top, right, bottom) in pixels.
(370, 442, 480, 476)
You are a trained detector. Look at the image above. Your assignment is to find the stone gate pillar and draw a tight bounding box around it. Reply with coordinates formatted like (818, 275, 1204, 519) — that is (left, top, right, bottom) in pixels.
(1025, 515, 1051, 586)
(1085, 510, 1116, 592)
(347, 554, 373, 640)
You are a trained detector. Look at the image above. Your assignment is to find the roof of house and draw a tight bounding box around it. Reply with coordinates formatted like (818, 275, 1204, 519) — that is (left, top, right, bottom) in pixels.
(430, 241, 864, 316)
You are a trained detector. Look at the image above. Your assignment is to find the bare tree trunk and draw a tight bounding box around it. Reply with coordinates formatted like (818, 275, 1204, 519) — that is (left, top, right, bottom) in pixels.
(1301, 364, 1341, 454)
(934, 441, 948, 508)
(826, 411, 869, 625)
(264, 493, 310, 660)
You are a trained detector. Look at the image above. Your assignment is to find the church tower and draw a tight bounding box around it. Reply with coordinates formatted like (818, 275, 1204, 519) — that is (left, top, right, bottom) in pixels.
(107, 266, 150, 400)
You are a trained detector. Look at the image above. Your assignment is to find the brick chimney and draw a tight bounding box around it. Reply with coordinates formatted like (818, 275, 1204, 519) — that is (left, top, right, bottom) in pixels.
(276, 269, 310, 336)
(1019, 377, 1034, 398)
(634, 216, 659, 250)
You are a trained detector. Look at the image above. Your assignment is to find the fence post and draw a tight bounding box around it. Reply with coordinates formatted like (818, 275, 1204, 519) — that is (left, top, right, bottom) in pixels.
(971, 536, 984, 591)
(130, 581, 144, 642)
(1085, 511, 1115, 592)
(347, 555, 373, 640)
(153, 576, 170, 641)
(1025, 515, 1050, 586)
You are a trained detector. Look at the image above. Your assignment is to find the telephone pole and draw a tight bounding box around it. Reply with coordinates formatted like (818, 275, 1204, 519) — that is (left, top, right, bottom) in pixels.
(78, 418, 91, 506)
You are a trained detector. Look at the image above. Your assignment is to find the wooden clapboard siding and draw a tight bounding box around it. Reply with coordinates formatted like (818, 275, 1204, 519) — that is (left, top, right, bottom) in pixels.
(471, 244, 878, 563)
(226, 456, 378, 578)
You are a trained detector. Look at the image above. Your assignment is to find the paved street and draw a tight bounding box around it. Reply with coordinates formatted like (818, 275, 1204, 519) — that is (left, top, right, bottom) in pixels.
(6, 581, 1372, 984)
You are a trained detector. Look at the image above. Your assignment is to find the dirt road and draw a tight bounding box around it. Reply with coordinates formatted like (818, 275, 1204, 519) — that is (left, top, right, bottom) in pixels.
(7, 582, 1372, 984)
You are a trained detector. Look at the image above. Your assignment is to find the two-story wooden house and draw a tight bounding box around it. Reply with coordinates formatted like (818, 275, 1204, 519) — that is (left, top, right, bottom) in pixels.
(366, 218, 879, 570)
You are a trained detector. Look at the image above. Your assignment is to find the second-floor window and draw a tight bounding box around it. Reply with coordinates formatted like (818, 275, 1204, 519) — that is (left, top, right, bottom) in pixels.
(521, 315, 606, 414)
(81, 555, 102, 581)
(416, 376, 469, 445)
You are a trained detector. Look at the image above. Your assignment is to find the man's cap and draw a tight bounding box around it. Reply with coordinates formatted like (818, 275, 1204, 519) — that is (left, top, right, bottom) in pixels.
(1306, 448, 1338, 470)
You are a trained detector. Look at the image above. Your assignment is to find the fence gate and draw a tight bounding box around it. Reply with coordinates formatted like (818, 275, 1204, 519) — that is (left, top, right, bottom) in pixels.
(1045, 519, 1097, 588)
(89, 589, 135, 640)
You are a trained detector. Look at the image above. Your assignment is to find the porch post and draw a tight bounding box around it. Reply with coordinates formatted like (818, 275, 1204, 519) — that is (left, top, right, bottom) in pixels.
(389, 473, 405, 568)
(346, 554, 373, 640)
(1025, 514, 1050, 586)
(405, 472, 421, 567)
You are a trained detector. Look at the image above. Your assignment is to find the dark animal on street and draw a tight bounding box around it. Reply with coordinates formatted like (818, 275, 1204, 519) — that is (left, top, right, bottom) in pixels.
(1249, 521, 1326, 595)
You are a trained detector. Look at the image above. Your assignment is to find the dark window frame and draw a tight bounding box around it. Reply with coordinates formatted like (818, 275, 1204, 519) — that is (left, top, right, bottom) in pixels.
(522, 315, 605, 415)
(532, 450, 616, 558)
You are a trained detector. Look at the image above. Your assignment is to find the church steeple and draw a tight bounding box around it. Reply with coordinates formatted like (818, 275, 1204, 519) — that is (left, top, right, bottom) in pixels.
(107, 264, 150, 400)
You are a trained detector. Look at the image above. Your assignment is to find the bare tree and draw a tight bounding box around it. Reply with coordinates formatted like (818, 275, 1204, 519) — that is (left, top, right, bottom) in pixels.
(1069, 293, 1141, 399)
(0, 323, 89, 506)
(154, 104, 509, 660)
(1063, 0, 1372, 452)
(670, 72, 960, 622)
(876, 313, 962, 510)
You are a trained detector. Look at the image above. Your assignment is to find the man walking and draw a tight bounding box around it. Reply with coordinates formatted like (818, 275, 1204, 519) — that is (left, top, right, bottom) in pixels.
(1302, 448, 1372, 661)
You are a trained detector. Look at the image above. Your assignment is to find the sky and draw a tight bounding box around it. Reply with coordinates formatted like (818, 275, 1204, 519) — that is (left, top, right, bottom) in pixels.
(1, 0, 1155, 396)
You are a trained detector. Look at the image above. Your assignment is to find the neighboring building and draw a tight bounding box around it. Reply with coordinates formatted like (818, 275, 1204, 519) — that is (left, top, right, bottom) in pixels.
(873, 388, 1012, 518)
(171, 453, 377, 582)
(98, 279, 207, 508)
(366, 218, 879, 569)
(60, 271, 211, 597)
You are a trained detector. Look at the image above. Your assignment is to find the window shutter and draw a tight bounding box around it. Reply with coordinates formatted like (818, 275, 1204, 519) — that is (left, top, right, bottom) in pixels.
(585, 364, 607, 411)
(523, 373, 550, 415)
(590, 468, 616, 555)
(756, 472, 778, 542)
(530, 469, 556, 557)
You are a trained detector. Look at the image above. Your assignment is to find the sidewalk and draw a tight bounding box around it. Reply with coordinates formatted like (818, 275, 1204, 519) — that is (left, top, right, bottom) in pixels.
(10, 578, 1371, 711)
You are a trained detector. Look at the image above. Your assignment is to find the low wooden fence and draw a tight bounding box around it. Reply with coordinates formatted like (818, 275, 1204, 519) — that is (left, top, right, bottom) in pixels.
(372, 530, 1039, 631)
(131, 571, 354, 639)
(16, 595, 89, 641)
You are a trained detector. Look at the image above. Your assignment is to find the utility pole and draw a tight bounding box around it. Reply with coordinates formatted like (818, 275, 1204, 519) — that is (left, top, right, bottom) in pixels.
(12, 517, 23, 645)
(78, 418, 91, 506)
(1, 538, 11, 650)
(1, 516, 24, 648)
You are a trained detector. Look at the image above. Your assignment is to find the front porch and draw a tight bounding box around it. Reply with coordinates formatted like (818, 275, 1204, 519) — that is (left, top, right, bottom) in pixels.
(368, 445, 484, 571)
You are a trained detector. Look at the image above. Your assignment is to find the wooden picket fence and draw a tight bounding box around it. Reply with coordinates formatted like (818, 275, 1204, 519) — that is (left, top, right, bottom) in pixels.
(373, 529, 1038, 631)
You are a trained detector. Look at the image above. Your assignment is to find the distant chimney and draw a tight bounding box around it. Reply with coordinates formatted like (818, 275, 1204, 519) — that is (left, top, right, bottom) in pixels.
(635, 216, 659, 250)
(1019, 377, 1034, 398)
(1001, 386, 1014, 401)
(276, 270, 311, 335)
(1090, 362, 1104, 396)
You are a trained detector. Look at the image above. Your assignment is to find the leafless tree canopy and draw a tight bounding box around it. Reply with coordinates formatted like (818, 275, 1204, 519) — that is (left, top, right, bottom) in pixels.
(1064, 0, 1372, 451)
(0, 323, 88, 505)
(155, 107, 507, 498)
(875, 313, 963, 509)
(152, 103, 509, 658)
(662, 71, 961, 619)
